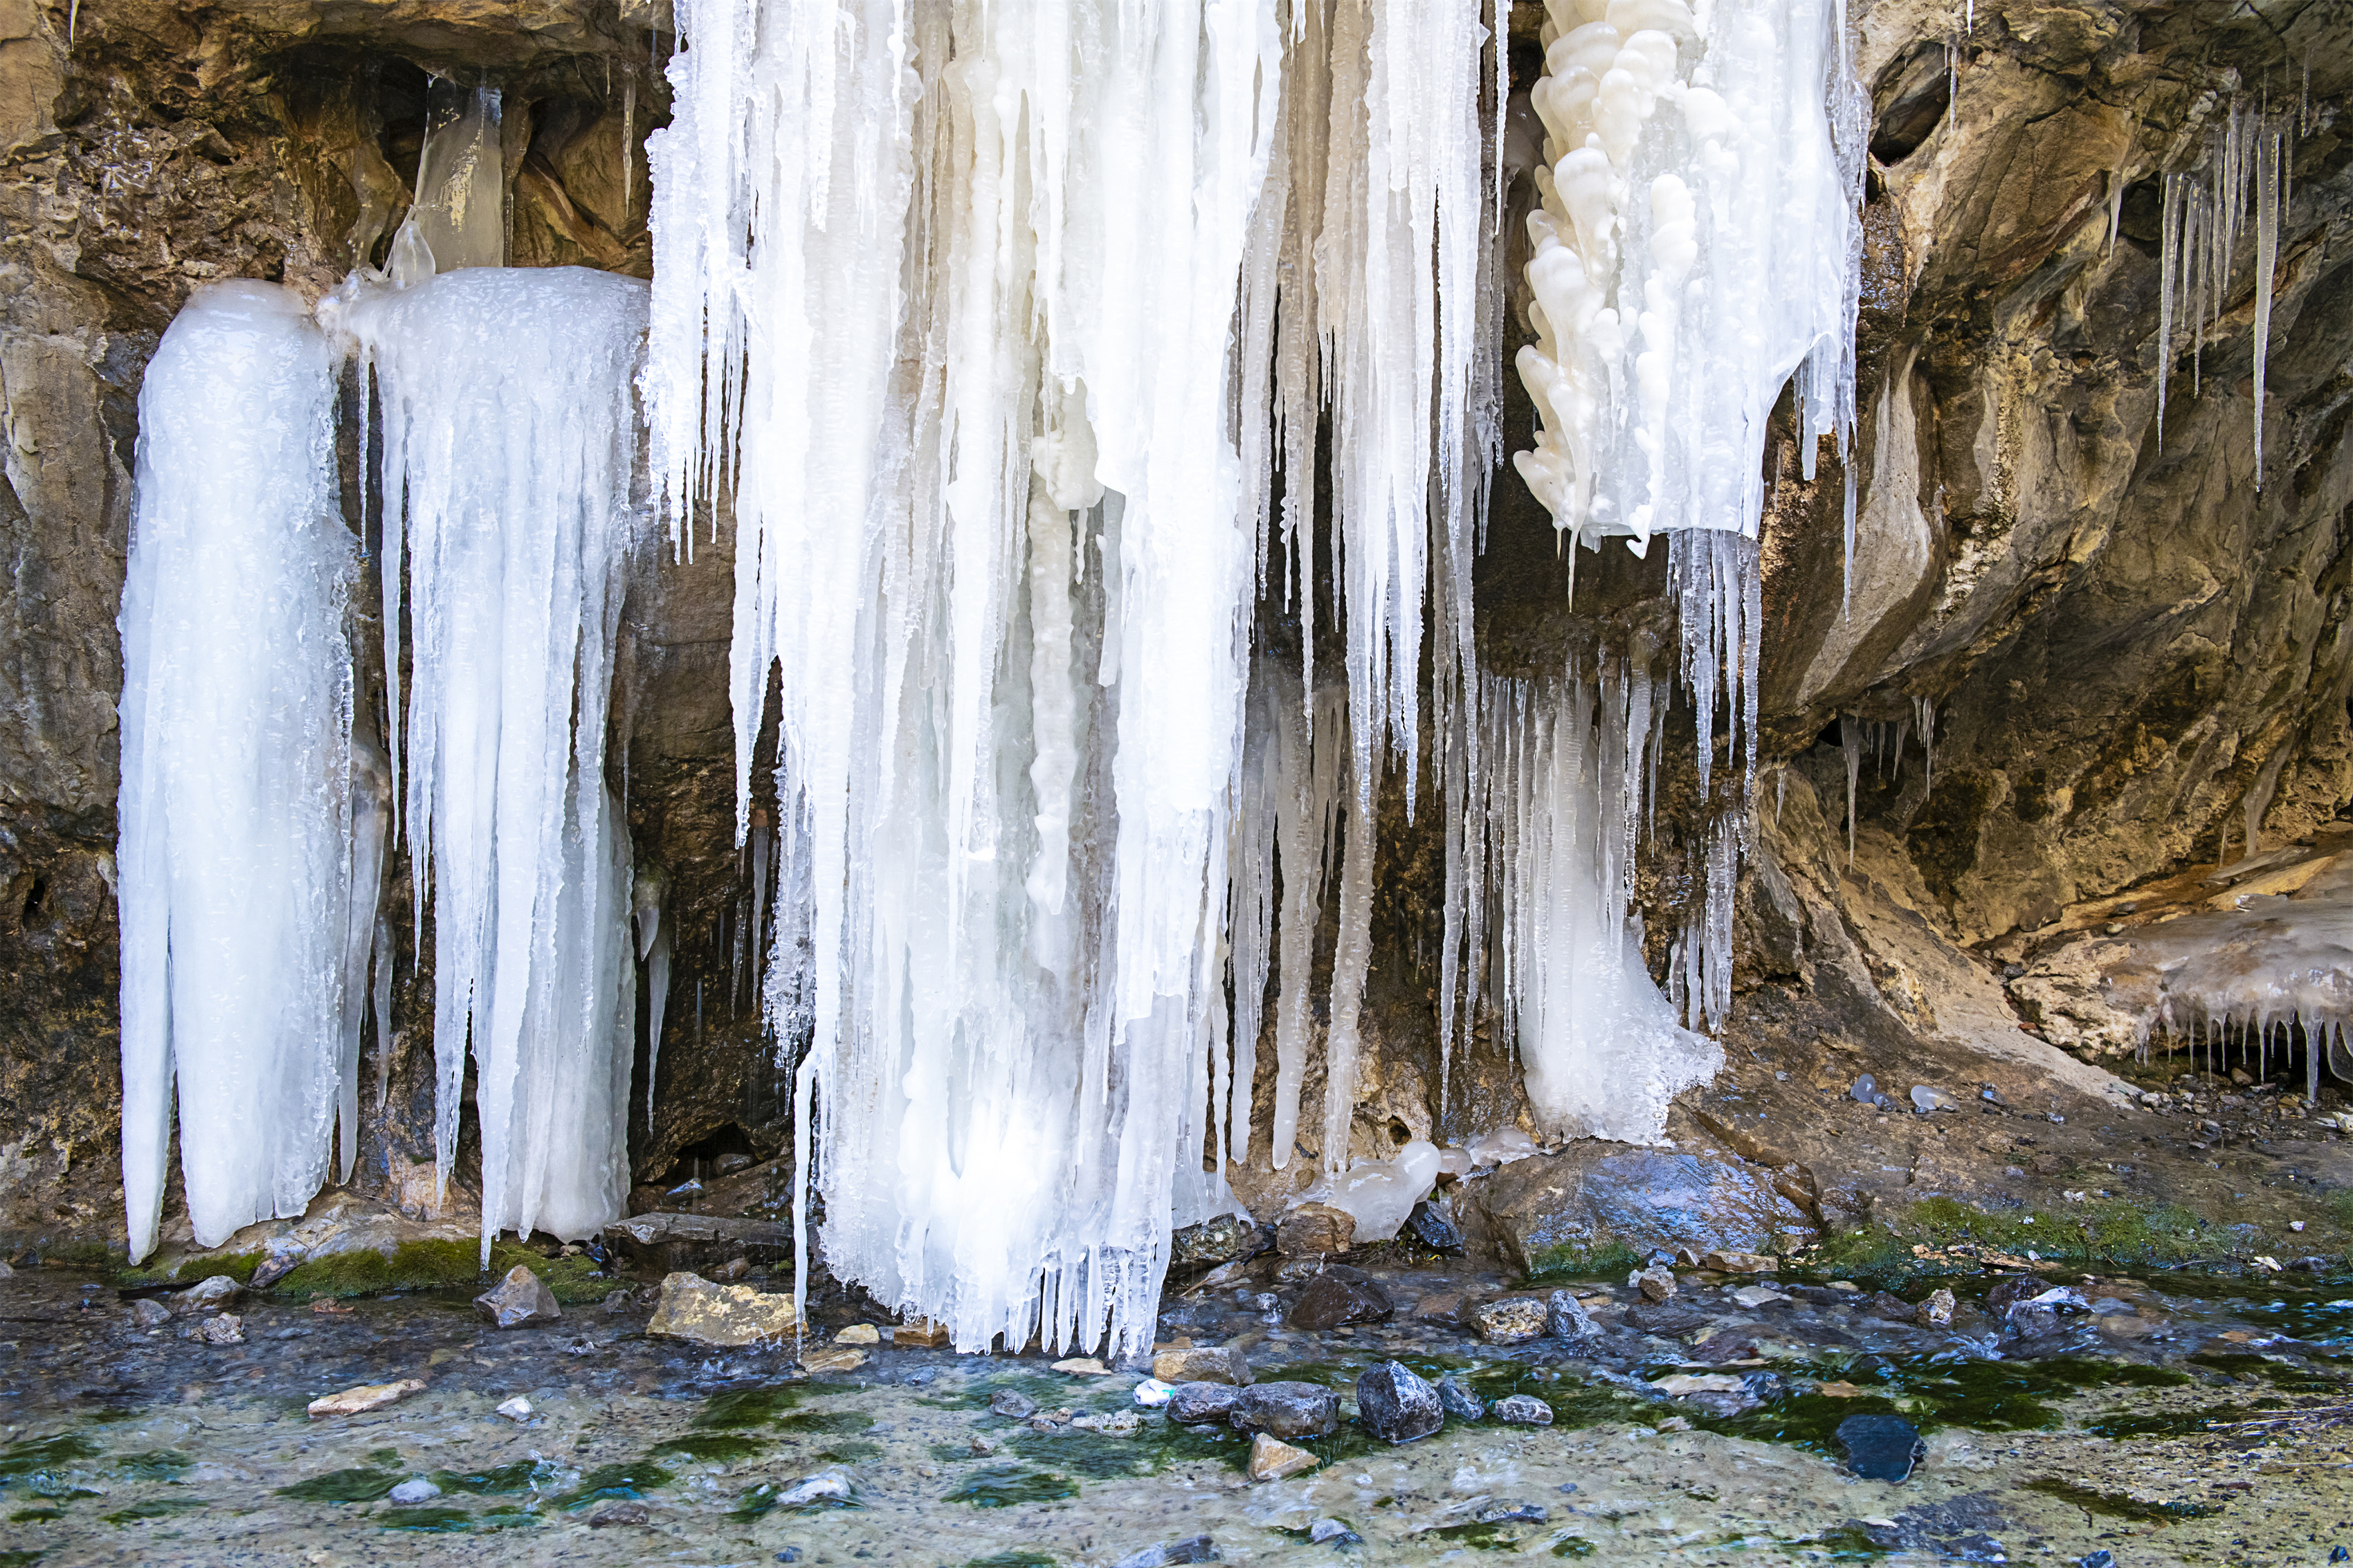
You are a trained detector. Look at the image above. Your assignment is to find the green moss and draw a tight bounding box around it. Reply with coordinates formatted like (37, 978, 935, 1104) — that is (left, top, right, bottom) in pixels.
(113, 1450, 192, 1482)
(0, 1434, 98, 1479)
(100, 1497, 206, 1525)
(551, 1461, 674, 1509)
(1550, 1537, 1597, 1558)
(1804, 1196, 2222, 1285)
(0, 1550, 48, 1568)
(649, 1433, 770, 1463)
(118, 1250, 263, 1288)
(8, 1508, 62, 1522)
(967, 1553, 1057, 1567)
(380, 1505, 536, 1532)
(1524, 1241, 1642, 1284)
(433, 1459, 566, 1495)
(945, 1465, 1079, 1508)
(259, 1239, 621, 1302)
(694, 1384, 818, 1429)
(2020, 1478, 2221, 1522)
(277, 1468, 404, 1503)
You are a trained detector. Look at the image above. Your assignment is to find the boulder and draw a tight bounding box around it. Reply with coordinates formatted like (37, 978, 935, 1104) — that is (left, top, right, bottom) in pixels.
(1354, 1360, 1444, 1443)
(644, 1270, 797, 1346)
(1152, 1345, 1252, 1386)
(1229, 1380, 1340, 1439)
(175, 1275, 242, 1313)
(1464, 1147, 1810, 1271)
(1287, 1268, 1392, 1330)
(473, 1264, 561, 1329)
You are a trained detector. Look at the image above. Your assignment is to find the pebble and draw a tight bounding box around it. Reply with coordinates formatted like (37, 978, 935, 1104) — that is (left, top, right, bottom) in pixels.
(1476, 1502, 1548, 1524)
(1246, 1432, 1320, 1482)
(1435, 1374, 1485, 1421)
(1151, 1345, 1252, 1385)
(1837, 1414, 1925, 1482)
(1167, 1382, 1245, 1425)
(1545, 1288, 1596, 1340)
(129, 1297, 171, 1329)
(176, 1274, 242, 1313)
(307, 1377, 428, 1419)
(497, 1395, 534, 1421)
(590, 1502, 651, 1527)
(1287, 1268, 1393, 1330)
(774, 1471, 851, 1508)
(473, 1264, 562, 1330)
(1071, 1409, 1141, 1437)
(388, 1477, 442, 1504)
(1923, 1288, 1956, 1327)
(185, 1311, 244, 1344)
(1355, 1359, 1444, 1444)
(1491, 1393, 1553, 1426)
(1309, 1518, 1361, 1545)
(1472, 1296, 1549, 1342)
(1633, 1268, 1677, 1304)
(1114, 1534, 1221, 1567)
(1172, 1213, 1261, 1267)
(834, 1323, 880, 1344)
(1230, 1380, 1341, 1439)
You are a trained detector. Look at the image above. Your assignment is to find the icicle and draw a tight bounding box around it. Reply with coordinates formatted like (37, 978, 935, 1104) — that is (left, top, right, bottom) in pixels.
(392, 82, 505, 282)
(621, 73, 637, 223)
(327, 264, 646, 1259)
(1914, 693, 1936, 787)
(339, 730, 392, 1183)
(635, 864, 669, 1133)
(2252, 126, 2279, 491)
(370, 915, 396, 1111)
(1841, 713, 1863, 864)
(118, 281, 354, 1260)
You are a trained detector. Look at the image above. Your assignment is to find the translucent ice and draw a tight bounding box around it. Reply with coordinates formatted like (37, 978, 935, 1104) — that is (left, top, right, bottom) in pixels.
(1307, 1140, 1442, 1243)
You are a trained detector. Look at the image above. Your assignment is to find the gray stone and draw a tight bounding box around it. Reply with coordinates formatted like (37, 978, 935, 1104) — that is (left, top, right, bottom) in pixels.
(1463, 1149, 1811, 1276)
(129, 1297, 170, 1328)
(388, 1477, 442, 1504)
(1983, 1275, 2051, 1315)
(1354, 1360, 1444, 1444)
(1475, 1502, 1549, 1524)
(1435, 1375, 1485, 1421)
(989, 1389, 1039, 1418)
(1837, 1414, 1925, 1482)
(1863, 1291, 1916, 1322)
(184, 1312, 244, 1344)
(473, 1264, 561, 1329)
(1172, 1214, 1262, 1267)
(1166, 1382, 1244, 1425)
(1472, 1297, 1549, 1343)
(589, 1502, 649, 1526)
(1633, 1268, 1677, 1303)
(1287, 1268, 1392, 1330)
(1309, 1518, 1361, 1545)
(1404, 1197, 1464, 1253)
(1113, 1535, 1219, 1568)
(175, 1275, 240, 1313)
(1546, 1288, 1596, 1340)
(1152, 1345, 1252, 1385)
(1491, 1394, 1553, 1426)
(774, 1471, 851, 1508)
(1229, 1380, 1341, 1440)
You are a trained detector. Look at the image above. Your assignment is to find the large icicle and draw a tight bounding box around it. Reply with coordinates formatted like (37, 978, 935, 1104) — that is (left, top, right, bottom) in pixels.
(329, 265, 646, 1256)
(118, 281, 357, 1260)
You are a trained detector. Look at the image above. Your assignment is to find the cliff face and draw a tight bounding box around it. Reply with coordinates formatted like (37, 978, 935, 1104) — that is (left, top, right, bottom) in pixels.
(1, 0, 2345, 1252)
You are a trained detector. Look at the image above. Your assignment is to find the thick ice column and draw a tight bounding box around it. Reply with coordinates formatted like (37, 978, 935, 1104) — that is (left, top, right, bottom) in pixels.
(332, 264, 646, 1254)
(118, 280, 356, 1260)
(390, 81, 505, 281)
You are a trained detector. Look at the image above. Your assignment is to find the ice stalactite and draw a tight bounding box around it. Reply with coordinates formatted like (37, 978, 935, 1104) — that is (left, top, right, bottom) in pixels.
(331, 264, 648, 1257)
(118, 281, 358, 1260)
(391, 82, 504, 282)
(1479, 663, 1721, 1143)
(2153, 98, 2296, 485)
(634, 864, 671, 1133)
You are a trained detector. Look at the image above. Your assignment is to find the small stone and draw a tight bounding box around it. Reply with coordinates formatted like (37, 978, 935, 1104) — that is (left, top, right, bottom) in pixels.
(473, 1264, 561, 1330)
(1435, 1375, 1484, 1421)
(2292, 1221, 2307, 1233)
(895, 1316, 952, 1347)
(1414, 1291, 1469, 1329)
(1152, 1344, 1253, 1385)
(307, 1378, 427, 1419)
(176, 1275, 242, 1313)
(1983, 1275, 2051, 1315)
(1491, 1394, 1552, 1426)
(1472, 1297, 1549, 1343)
(388, 1477, 442, 1504)
(1404, 1197, 1464, 1253)
(185, 1313, 244, 1344)
(968, 1436, 996, 1457)
(1071, 1409, 1142, 1437)
(496, 1396, 534, 1421)
(590, 1502, 649, 1527)
(1730, 1285, 1790, 1309)
(1475, 1502, 1549, 1524)
(1545, 1289, 1596, 1340)
(1275, 1203, 1356, 1257)
(2077, 1553, 2114, 1568)
(1114, 1534, 1222, 1568)
(1355, 1360, 1444, 1444)
(712, 1257, 752, 1282)
(801, 1344, 867, 1374)
(1172, 1214, 1261, 1267)
(1909, 1085, 1959, 1113)
(1923, 1288, 1955, 1327)
(775, 1471, 852, 1508)
(1230, 1380, 1341, 1439)
(834, 1323, 880, 1344)
(1863, 1291, 1916, 1322)
(1633, 1268, 1677, 1304)
(1287, 1269, 1392, 1330)
(1247, 1432, 1320, 1482)
(990, 1389, 1039, 1419)
(129, 1297, 171, 1328)
(644, 1271, 797, 1347)
(1837, 1414, 1925, 1481)
(1980, 1084, 2010, 1107)
(1051, 1356, 1113, 1375)
(2006, 1302, 2060, 1338)
(1651, 1373, 1746, 1397)
(1700, 1251, 1777, 1274)
(1816, 1380, 1865, 1398)
(1308, 1518, 1361, 1545)
(1168, 1382, 1245, 1425)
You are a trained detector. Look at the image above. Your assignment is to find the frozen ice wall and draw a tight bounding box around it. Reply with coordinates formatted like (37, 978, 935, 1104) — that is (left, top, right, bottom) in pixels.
(331, 264, 647, 1255)
(118, 282, 364, 1260)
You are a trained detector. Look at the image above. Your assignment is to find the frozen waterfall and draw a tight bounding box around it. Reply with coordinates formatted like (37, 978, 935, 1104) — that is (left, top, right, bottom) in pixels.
(118, 281, 366, 1261)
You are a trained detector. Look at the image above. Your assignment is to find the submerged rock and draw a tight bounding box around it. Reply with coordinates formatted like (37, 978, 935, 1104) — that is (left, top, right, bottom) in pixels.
(1923, 1288, 1956, 1327)
(129, 1297, 171, 1328)
(988, 1389, 1039, 1419)
(1355, 1360, 1444, 1443)
(1246, 1432, 1319, 1482)
(307, 1377, 427, 1419)
(1983, 1275, 2051, 1315)
(1152, 1345, 1252, 1385)
(589, 1502, 649, 1527)
(1435, 1374, 1486, 1421)
(1309, 1518, 1361, 1545)
(185, 1311, 244, 1343)
(474, 1263, 561, 1329)
(388, 1477, 442, 1504)
(1230, 1380, 1340, 1439)
(1288, 1268, 1392, 1330)
(176, 1275, 242, 1313)
(496, 1395, 534, 1421)
(775, 1471, 851, 1508)
(1072, 1409, 1141, 1436)
(1491, 1394, 1553, 1426)
(1167, 1382, 1245, 1425)
(1114, 1534, 1222, 1566)
(644, 1270, 797, 1346)
(1837, 1414, 1925, 1482)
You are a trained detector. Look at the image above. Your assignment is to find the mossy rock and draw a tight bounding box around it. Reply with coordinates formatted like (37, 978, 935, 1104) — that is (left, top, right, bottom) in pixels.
(271, 1239, 624, 1302)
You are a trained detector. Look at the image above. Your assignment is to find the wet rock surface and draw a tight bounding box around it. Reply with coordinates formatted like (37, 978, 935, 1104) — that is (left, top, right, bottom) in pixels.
(473, 1262, 562, 1329)
(1354, 1359, 1444, 1444)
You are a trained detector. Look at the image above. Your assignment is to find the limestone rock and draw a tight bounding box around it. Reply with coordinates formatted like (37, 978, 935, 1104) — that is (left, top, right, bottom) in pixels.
(1472, 1297, 1548, 1343)
(1275, 1203, 1354, 1257)
(1166, 1382, 1245, 1425)
(644, 1270, 797, 1347)
(175, 1275, 241, 1313)
(1463, 1149, 1812, 1274)
(473, 1264, 561, 1329)
(834, 1322, 880, 1344)
(1151, 1345, 1251, 1386)
(1436, 1375, 1485, 1421)
(1229, 1380, 1340, 1440)
(1354, 1360, 1444, 1444)
(802, 1345, 868, 1373)
(1700, 1251, 1777, 1273)
(1545, 1288, 1596, 1340)
(1491, 1394, 1553, 1426)
(307, 1378, 427, 1418)
(1246, 1432, 1318, 1482)
(1286, 1268, 1392, 1330)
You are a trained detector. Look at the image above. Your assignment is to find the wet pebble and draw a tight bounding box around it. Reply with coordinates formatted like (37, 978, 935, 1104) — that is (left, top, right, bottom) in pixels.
(129, 1297, 170, 1329)
(1152, 1344, 1251, 1385)
(473, 1264, 562, 1329)
(1545, 1288, 1597, 1340)
(775, 1471, 851, 1508)
(1287, 1268, 1392, 1330)
(1473, 1297, 1548, 1343)
(1168, 1382, 1244, 1425)
(1309, 1517, 1362, 1546)
(1435, 1374, 1485, 1421)
(590, 1502, 650, 1527)
(1355, 1359, 1444, 1443)
(1491, 1393, 1553, 1426)
(388, 1477, 441, 1504)
(989, 1388, 1038, 1419)
(1246, 1432, 1319, 1482)
(1230, 1380, 1340, 1439)
(1405, 1197, 1464, 1253)
(1837, 1413, 1925, 1482)
(1113, 1534, 1220, 1567)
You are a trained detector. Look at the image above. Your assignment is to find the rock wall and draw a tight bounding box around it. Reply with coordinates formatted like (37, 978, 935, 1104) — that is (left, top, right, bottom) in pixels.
(1, 0, 2347, 1254)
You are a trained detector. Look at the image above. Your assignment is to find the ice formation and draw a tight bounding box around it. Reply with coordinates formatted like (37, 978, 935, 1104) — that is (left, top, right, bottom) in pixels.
(331, 264, 649, 1255)
(2154, 100, 2293, 489)
(1306, 1140, 1442, 1242)
(390, 81, 504, 282)
(118, 282, 365, 1259)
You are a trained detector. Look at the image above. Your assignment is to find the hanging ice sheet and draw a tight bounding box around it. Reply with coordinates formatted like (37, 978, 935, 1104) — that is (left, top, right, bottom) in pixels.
(327, 264, 647, 1255)
(118, 281, 372, 1259)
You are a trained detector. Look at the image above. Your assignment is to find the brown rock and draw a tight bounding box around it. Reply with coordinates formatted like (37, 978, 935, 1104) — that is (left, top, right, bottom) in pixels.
(1472, 1297, 1548, 1343)
(473, 1264, 561, 1329)
(1275, 1203, 1355, 1257)
(1152, 1345, 1252, 1386)
(1247, 1432, 1318, 1482)
(895, 1316, 952, 1347)
(644, 1270, 797, 1347)
(307, 1378, 427, 1419)
(1701, 1251, 1779, 1274)
(1286, 1269, 1392, 1331)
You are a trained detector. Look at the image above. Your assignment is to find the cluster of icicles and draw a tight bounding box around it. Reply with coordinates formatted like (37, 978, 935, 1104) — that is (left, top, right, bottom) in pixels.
(119, 83, 649, 1262)
(118, 0, 1864, 1356)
